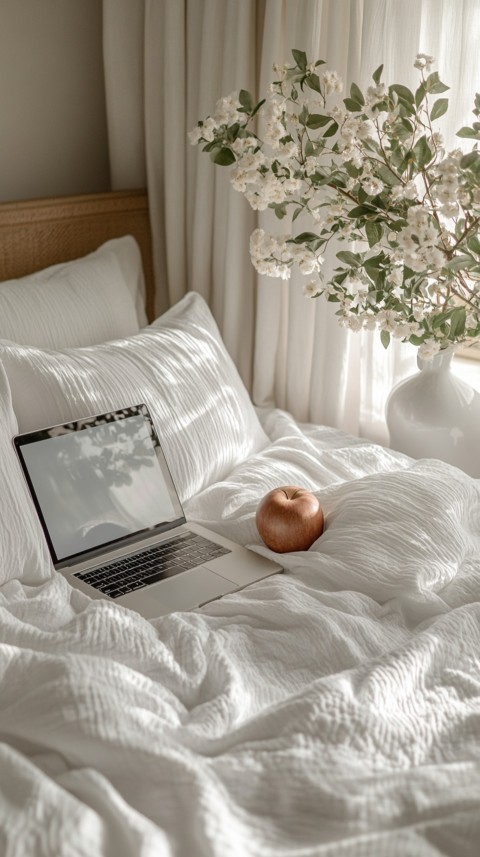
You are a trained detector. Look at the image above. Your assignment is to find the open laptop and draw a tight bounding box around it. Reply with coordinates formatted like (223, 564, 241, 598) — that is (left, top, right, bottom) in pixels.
(14, 404, 282, 618)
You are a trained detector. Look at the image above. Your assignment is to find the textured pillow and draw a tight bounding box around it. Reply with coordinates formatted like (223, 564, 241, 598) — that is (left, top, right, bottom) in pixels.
(0, 364, 52, 585)
(0, 292, 269, 502)
(0, 235, 147, 348)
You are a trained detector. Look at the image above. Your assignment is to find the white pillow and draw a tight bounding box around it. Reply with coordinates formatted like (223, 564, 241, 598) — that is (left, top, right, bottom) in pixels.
(0, 363, 52, 585)
(0, 292, 269, 502)
(0, 235, 147, 348)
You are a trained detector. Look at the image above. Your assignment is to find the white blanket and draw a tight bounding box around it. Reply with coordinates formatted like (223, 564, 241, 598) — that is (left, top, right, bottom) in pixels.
(1, 409, 480, 856)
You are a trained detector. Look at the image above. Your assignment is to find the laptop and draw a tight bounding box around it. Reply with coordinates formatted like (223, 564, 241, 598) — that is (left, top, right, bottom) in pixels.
(14, 404, 282, 618)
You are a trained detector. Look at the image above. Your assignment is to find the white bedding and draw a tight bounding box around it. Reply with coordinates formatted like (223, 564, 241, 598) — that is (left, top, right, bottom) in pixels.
(1, 407, 480, 856)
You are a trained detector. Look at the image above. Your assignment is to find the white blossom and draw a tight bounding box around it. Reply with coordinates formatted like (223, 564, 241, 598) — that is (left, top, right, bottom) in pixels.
(200, 116, 218, 142)
(395, 206, 445, 272)
(303, 280, 320, 298)
(414, 53, 435, 72)
(393, 321, 421, 339)
(214, 92, 242, 126)
(362, 176, 384, 196)
(188, 124, 203, 146)
(363, 315, 378, 330)
(231, 136, 258, 155)
(376, 309, 398, 332)
(418, 339, 441, 360)
(321, 70, 343, 94)
(365, 83, 388, 105)
(391, 181, 418, 202)
(431, 131, 444, 149)
(387, 267, 404, 288)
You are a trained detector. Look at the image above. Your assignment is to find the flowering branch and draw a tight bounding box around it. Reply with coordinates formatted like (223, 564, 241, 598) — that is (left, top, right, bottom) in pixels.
(189, 50, 480, 359)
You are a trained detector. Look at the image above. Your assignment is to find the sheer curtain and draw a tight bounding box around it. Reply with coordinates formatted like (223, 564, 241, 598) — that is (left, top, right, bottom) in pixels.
(102, 0, 480, 443)
(103, 0, 258, 386)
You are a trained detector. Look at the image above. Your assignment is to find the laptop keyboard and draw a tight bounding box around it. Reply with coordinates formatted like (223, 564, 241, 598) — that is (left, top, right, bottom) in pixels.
(74, 532, 231, 599)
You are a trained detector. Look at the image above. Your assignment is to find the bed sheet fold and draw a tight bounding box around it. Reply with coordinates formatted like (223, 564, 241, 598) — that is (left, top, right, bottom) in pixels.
(1, 409, 479, 856)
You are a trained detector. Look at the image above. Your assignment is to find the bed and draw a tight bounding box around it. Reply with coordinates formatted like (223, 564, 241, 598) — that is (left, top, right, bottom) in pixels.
(0, 191, 479, 856)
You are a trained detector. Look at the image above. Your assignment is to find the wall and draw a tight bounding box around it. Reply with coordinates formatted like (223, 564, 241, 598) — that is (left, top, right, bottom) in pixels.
(0, 0, 110, 202)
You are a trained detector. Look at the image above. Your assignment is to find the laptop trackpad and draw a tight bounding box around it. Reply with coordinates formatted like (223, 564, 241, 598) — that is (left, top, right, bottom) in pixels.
(117, 567, 237, 618)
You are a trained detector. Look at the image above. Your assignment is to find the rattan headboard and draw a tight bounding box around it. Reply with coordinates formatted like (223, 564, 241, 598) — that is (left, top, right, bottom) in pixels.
(0, 189, 155, 322)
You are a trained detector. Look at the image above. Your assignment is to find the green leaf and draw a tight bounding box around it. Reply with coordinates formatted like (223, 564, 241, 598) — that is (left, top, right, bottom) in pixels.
(306, 73, 322, 94)
(430, 98, 449, 121)
(345, 161, 361, 178)
(361, 138, 381, 156)
(380, 330, 391, 349)
(322, 120, 339, 138)
(460, 151, 480, 170)
(350, 82, 365, 106)
(372, 64, 384, 84)
(285, 68, 305, 84)
(415, 83, 426, 107)
(412, 135, 433, 169)
(251, 99, 266, 119)
(306, 113, 333, 129)
(294, 231, 321, 243)
(336, 250, 362, 267)
(375, 163, 401, 187)
(425, 72, 450, 94)
(292, 49, 307, 70)
(467, 234, 480, 255)
(347, 204, 377, 218)
(400, 117, 414, 132)
(271, 203, 288, 219)
(397, 150, 415, 175)
(226, 123, 241, 142)
(211, 147, 236, 166)
(390, 84, 415, 104)
(357, 185, 368, 204)
(430, 81, 450, 94)
(396, 99, 416, 117)
(365, 267, 381, 287)
(432, 311, 450, 329)
(239, 90, 253, 113)
(457, 126, 480, 139)
(365, 221, 383, 247)
(367, 251, 389, 267)
(298, 104, 309, 126)
(343, 97, 362, 112)
(446, 253, 476, 272)
(449, 306, 466, 338)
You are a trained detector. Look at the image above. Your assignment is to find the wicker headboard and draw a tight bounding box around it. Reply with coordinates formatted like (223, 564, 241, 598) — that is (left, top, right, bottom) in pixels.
(0, 189, 155, 322)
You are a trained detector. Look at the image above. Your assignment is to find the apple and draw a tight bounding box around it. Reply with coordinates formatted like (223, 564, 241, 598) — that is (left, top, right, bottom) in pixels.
(255, 485, 324, 553)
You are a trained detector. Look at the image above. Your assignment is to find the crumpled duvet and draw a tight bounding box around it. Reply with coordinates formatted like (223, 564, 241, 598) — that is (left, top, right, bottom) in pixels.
(1, 408, 480, 856)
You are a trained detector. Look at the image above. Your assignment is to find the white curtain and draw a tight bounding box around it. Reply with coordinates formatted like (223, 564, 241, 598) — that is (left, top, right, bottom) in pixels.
(103, 0, 258, 386)
(102, 0, 480, 443)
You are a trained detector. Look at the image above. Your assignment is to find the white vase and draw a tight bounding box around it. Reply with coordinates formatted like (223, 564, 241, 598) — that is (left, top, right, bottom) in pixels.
(386, 348, 480, 478)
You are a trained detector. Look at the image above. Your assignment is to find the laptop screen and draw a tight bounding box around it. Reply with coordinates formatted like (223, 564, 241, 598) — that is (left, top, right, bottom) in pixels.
(14, 405, 185, 567)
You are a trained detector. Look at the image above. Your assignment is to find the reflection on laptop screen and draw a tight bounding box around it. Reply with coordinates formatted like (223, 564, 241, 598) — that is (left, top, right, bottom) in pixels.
(17, 410, 183, 563)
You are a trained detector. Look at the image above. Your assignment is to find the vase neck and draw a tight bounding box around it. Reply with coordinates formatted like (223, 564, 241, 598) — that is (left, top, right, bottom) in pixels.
(417, 347, 455, 373)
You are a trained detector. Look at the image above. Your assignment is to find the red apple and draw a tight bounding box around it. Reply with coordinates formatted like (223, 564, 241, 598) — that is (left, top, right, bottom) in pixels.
(255, 485, 324, 553)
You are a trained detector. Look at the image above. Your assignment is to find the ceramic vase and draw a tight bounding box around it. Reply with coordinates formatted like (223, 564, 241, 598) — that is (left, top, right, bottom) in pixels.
(386, 348, 480, 478)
